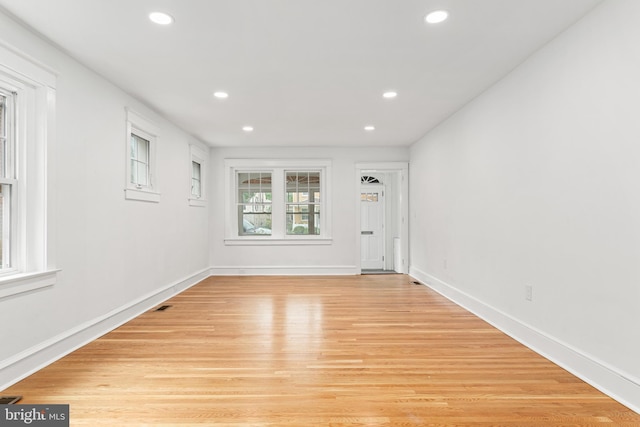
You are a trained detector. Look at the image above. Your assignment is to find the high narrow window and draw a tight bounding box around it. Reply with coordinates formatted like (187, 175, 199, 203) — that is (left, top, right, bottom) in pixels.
(125, 109, 160, 202)
(189, 144, 207, 207)
(191, 161, 202, 198)
(130, 133, 150, 188)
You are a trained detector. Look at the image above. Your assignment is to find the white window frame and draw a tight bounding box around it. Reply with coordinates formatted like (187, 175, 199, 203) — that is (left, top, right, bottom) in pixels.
(0, 42, 58, 298)
(224, 159, 332, 245)
(189, 144, 207, 207)
(124, 109, 160, 203)
(0, 88, 17, 272)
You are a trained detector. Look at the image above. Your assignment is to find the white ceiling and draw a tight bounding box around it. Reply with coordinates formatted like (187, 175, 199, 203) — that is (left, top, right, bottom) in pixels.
(0, 0, 602, 147)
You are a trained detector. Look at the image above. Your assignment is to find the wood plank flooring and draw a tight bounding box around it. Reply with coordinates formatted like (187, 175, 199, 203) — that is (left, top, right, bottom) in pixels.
(3, 275, 639, 426)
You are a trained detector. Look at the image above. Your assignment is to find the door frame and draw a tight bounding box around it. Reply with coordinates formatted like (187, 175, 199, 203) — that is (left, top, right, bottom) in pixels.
(355, 162, 409, 274)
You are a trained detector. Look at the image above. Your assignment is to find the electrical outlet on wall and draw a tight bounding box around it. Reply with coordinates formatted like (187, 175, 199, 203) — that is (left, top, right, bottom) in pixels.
(525, 285, 533, 302)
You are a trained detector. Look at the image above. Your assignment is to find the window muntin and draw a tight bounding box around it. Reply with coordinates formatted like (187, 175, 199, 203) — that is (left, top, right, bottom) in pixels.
(286, 171, 320, 235)
(191, 161, 202, 198)
(237, 172, 272, 236)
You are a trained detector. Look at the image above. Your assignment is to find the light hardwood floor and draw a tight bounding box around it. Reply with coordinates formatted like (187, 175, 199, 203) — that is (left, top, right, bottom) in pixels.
(3, 275, 639, 426)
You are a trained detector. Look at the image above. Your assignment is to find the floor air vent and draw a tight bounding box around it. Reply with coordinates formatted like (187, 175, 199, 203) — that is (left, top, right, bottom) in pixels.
(154, 305, 172, 312)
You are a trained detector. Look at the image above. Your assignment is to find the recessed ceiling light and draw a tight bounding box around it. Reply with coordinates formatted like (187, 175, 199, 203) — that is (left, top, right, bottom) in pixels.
(149, 12, 174, 25)
(242, 126, 254, 132)
(425, 10, 449, 24)
(213, 91, 229, 99)
(364, 126, 375, 131)
(383, 91, 398, 99)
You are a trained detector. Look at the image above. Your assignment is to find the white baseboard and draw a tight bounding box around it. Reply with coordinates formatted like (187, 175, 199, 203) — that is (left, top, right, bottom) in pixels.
(409, 266, 640, 414)
(210, 265, 358, 276)
(0, 268, 210, 391)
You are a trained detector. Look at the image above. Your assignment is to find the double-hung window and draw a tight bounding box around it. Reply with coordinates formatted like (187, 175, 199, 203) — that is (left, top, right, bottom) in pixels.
(0, 89, 15, 270)
(0, 42, 58, 298)
(130, 133, 151, 189)
(286, 171, 320, 235)
(189, 144, 207, 207)
(191, 161, 202, 198)
(125, 109, 160, 202)
(225, 159, 331, 244)
(237, 171, 272, 236)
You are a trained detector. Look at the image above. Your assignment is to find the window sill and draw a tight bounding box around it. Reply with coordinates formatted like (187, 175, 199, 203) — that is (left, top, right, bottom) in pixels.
(0, 269, 60, 299)
(225, 238, 333, 246)
(189, 198, 207, 207)
(125, 188, 160, 203)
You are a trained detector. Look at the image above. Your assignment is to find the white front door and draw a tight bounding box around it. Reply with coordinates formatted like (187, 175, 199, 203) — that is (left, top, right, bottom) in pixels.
(361, 185, 384, 270)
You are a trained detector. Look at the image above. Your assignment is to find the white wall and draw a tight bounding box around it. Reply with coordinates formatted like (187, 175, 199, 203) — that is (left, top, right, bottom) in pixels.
(0, 11, 210, 388)
(209, 146, 408, 274)
(409, 0, 640, 411)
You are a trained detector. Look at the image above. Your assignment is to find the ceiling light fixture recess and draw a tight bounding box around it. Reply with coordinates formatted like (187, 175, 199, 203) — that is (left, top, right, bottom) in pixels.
(425, 10, 449, 24)
(364, 126, 375, 131)
(149, 12, 174, 25)
(383, 91, 398, 99)
(242, 126, 254, 132)
(213, 91, 229, 99)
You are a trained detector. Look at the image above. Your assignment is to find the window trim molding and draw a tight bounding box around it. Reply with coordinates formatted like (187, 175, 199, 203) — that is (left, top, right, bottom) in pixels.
(0, 41, 58, 297)
(124, 108, 160, 203)
(224, 158, 332, 245)
(0, 269, 60, 300)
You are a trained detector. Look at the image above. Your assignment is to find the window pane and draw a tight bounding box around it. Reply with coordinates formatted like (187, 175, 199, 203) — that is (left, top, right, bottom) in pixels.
(130, 159, 138, 184)
(138, 136, 149, 162)
(0, 185, 4, 267)
(192, 161, 201, 180)
(191, 178, 201, 198)
(0, 138, 5, 179)
(286, 204, 320, 235)
(138, 162, 149, 186)
(130, 135, 137, 159)
(0, 94, 5, 137)
(237, 172, 272, 203)
(132, 161, 149, 186)
(0, 95, 5, 178)
(0, 184, 9, 268)
(131, 133, 150, 163)
(238, 208, 272, 236)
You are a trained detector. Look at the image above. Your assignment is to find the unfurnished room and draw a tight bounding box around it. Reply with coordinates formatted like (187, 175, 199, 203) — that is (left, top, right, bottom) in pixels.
(0, 1, 639, 425)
